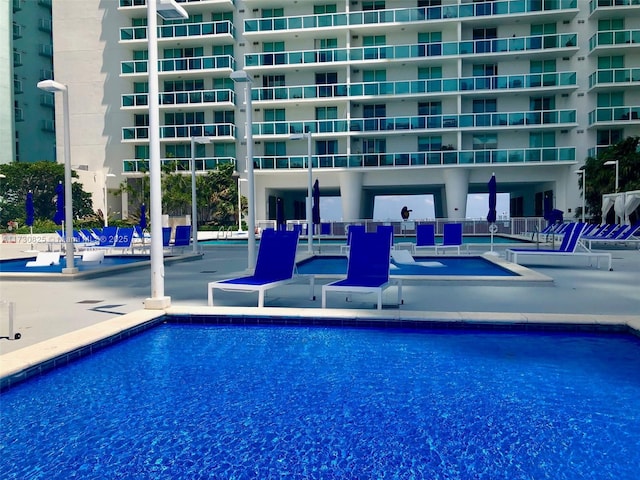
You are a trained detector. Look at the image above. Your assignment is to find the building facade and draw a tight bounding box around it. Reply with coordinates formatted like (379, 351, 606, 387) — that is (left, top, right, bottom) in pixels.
(2, 0, 57, 164)
(49, 0, 640, 222)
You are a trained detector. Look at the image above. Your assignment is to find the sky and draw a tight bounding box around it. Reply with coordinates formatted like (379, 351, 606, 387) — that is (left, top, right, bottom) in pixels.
(319, 193, 510, 221)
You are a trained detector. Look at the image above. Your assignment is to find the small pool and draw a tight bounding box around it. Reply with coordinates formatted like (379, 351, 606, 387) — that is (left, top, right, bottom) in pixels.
(1, 323, 639, 479)
(297, 255, 518, 277)
(0, 255, 149, 273)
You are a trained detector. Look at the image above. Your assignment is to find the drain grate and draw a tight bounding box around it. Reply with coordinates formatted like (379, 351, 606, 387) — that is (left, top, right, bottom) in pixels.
(77, 300, 104, 304)
(200, 270, 217, 274)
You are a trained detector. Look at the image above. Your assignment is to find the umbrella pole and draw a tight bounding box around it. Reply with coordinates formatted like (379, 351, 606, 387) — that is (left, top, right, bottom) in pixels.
(30, 226, 34, 251)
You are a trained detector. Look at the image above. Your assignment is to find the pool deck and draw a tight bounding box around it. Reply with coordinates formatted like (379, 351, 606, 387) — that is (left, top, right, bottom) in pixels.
(1, 239, 639, 381)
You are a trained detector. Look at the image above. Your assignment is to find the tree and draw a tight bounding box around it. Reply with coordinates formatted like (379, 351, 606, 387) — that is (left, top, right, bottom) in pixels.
(0, 162, 93, 228)
(580, 136, 640, 222)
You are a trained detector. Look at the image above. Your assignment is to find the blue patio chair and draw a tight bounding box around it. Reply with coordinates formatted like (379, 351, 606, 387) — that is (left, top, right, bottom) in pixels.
(435, 223, 463, 255)
(207, 229, 300, 307)
(173, 225, 192, 250)
(322, 230, 401, 310)
(415, 224, 436, 253)
(112, 227, 134, 253)
(340, 224, 365, 254)
(376, 225, 394, 247)
(582, 222, 640, 249)
(93, 226, 118, 248)
(506, 222, 612, 270)
(162, 227, 172, 247)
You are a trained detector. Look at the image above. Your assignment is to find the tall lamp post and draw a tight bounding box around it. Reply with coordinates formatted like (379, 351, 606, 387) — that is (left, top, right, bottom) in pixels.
(230, 70, 256, 269)
(235, 176, 246, 233)
(603, 160, 619, 193)
(145, 0, 188, 309)
(37, 79, 77, 274)
(575, 168, 586, 223)
(190, 136, 212, 254)
(290, 131, 313, 254)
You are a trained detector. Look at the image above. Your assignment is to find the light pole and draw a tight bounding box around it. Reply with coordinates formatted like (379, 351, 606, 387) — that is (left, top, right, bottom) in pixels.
(190, 136, 212, 254)
(603, 160, 619, 193)
(103, 172, 116, 227)
(37, 79, 77, 274)
(290, 131, 313, 254)
(145, 0, 188, 309)
(235, 176, 246, 233)
(230, 70, 256, 269)
(575, 168, 586, 223)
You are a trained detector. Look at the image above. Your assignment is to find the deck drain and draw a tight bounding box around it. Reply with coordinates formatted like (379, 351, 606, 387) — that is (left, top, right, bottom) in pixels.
(77, 300, 104, 304)
(200, 270, 217, 274)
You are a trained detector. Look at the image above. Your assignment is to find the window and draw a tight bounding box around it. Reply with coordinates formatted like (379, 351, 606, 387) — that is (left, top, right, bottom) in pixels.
(418, 66, 442, 79)
(315, 72, 337, 84)
(314, 4, 337, 14)
(211, 12, 233, 22)
(418, 32, 442, 43)
(597, 92, 624, 107)
(362, 1, 385, 10)
(531, 23, 556, 35)
(597, 56, 624, 69)
(316, 107, 338, 120)
(473, 99, 497, 113)
(264, 141, 286, 156)
(135, 114, 149, 127)
(530, 96, 555, 111)
(135, 145, 149, 159)
(134, 50, 148, 61)
(264, 75, 285, 87)
(598, 18, 624, 32)
(134, 82, 148, 93)
(316, 140, 338, 155)
(419, 0, 442, 6)
(418, 136, 442, 151)
(363, 104, 386, 118)
(472, 134, 497, 150)
(263, 42, 285, 52)
(214, 111, 234, 123)
(363, 139, 386, 154)
(597, 129, 623, 146)
(473, 28, 497, 40)
(362, 70, 386, 82)
(473, 64, 497, 76)
(165, 144, 190, 159)
(315, 38, 337, 49)
(529, 132, 555, 148)
(530, 60, 556, 73)
(164, 112, 204, 125)
(262, 8, 283, 18)
(418, 102, 442, 115)
(164, 79, 204, 92)
(363, 35, 386, 46)
(264, 109, 286, 122)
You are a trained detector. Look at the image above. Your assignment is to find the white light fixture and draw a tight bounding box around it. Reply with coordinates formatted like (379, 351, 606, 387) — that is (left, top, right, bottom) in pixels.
(144, 0, 187, 309)
(603, 160, 619, 193)
(290, 131, 314, 254)
(37, 79, 77, 274)
(230, 70, 256, 270)
(190, 136, 213, 254)
(574, 168, 586, 223)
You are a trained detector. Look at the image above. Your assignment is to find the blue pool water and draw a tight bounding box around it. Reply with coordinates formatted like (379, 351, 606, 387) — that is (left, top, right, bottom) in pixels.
(0, 255, 149, 273)
(1, 324, 639, 479)
(297, 255, 518, 276)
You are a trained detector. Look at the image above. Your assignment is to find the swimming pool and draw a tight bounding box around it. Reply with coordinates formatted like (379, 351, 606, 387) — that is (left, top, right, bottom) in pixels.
(1, 323, 638, 479)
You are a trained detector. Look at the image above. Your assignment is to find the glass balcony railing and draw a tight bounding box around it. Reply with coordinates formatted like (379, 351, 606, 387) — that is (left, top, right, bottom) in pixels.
(253, 110, 576, 136)
(589, 29, 640, 50)
(253, 72, 577, 101)
(123, 157, 236, 173)
(122, 123, 236, 140)
(589, 68, 640, 88)
(589, 0, 640, 13)
(245, 34, 578, 67)
(121, 89, 234, 108)
(121, 55, 235, 75)
(245, 1, 578, 33)
(588, 106, 640, 124)
(120, 21, 234, 41)
(253, 147, 576, 170)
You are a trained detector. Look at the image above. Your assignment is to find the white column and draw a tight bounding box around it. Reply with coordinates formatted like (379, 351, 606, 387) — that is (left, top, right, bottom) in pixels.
(339, 171, 363, 221)
(443, 168, 470, 219)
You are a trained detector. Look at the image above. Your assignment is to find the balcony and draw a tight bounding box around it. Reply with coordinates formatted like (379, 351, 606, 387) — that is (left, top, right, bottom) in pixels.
(589, 68, 640, 89)
(120, 55, 235, 76)
(244, 34, 578, 68)
(588, 106, 640, 126)
(252, 72, 577, 103)
(121, 89, 234, 109)
(590, 0, 640, 15)
(244, 1, 578, 35)
(589, 29, 640, 52)
(252, 147, 576, 170)
(252, 110, 576, 137)
(120, 21, 234, 42)
(122, 157, 236, 174)
(122, 123, 236, 141)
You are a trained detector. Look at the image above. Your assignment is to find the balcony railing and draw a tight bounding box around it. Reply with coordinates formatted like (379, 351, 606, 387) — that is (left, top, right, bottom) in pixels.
(121, 89, 234, 108)
(590, 0, 640, 13)
(253, 148, 576, 170)
(252, 110, 577, 136)
(245, 1, 578, 33)
(589, 68, 640, 88)
(120, 21, 234, 41)
(122, 123, 236, 141)
(589, 29, 640, 50)
(588, 106, 640, 125)
(121, 55, 235, 75)
(123, 157, 236, 173)
(245, 34, 578, 67)
(253, 72, 577, 101)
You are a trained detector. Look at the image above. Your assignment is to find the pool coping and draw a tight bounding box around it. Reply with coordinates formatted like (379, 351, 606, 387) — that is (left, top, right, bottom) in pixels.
(2, 306, 639, 392)
(0, 252, 203, 281)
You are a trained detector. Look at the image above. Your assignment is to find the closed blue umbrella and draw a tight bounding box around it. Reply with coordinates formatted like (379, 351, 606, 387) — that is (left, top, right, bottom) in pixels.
(53, 181, 64, 225)
(276, 197, 285, 231)
(312, 179, 320, 226)
(26, 191, 34, 227)
(543, 194, 553, 226)
(487, 173, 497, 223)
(140, 203, 147, 230)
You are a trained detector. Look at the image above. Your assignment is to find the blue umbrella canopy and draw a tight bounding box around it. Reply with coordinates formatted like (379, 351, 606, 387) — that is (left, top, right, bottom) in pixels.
(543, 194, 553, 224)
(140, 203, 147, 230)
(312, 179, 321, 225)
(26, 191, 35, 227)
(486, 174, 497, 224)
(53, 181, 64, 225)
(276, 197, 285, 231)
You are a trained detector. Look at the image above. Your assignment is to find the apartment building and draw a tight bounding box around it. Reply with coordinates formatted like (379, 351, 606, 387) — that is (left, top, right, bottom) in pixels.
(2, 0, 56, 163)
(50, 0, 640, 222)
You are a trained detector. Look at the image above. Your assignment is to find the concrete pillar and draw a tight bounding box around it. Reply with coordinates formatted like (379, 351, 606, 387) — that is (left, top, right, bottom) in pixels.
(339, 171, 363, 220)
(443, 168, 470, 219)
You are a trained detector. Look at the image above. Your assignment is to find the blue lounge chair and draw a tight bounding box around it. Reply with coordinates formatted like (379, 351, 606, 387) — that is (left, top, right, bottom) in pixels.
(506, 223, 612, 270)
(322, 230, 401, 310)
(435, 223, 463, 255)
(93, 226, 118, 248)
(173, 225, 192, 250)
(415, 224, 436, 253)
(340, 224, 365, 254)
(376, 225, 394, 248)
(112, 227, 134, 253)
(162, 227, 172, 248)
(207, 229, 300, 307)
(582, 222, 640, 249)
